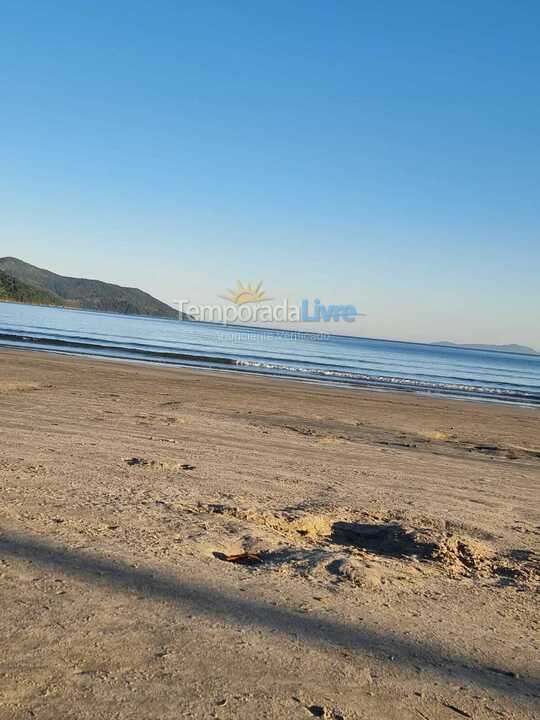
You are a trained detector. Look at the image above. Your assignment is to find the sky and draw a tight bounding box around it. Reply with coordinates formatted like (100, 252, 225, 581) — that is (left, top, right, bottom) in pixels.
(1, 1, 539, 347)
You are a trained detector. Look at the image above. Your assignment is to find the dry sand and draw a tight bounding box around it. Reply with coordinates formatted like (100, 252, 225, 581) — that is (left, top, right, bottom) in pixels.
(0, 348, 539, 720)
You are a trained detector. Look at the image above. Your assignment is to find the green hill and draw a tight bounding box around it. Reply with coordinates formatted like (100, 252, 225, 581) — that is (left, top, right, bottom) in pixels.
(0, 257, 186, 319)
(0, 269, 64, 307)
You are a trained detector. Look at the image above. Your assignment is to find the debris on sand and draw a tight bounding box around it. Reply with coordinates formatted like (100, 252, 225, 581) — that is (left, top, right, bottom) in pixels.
(306, 705, 345, 719)
(441, 701, 472, 717)
(123, 456, 148, 466)
(214, 551, 264, 566)
(123, 457, 196, 471)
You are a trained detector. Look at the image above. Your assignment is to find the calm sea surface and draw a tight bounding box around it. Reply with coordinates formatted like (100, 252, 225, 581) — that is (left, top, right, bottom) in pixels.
(1, 302, 539, 406)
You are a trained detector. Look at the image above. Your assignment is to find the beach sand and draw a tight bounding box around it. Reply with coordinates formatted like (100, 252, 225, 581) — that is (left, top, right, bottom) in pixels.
(0, 349, 538, 719)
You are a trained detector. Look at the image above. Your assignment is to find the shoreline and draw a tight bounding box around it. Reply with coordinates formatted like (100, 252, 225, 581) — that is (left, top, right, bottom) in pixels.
(0, 341, 538, 409)
(1, 345, 539, 451)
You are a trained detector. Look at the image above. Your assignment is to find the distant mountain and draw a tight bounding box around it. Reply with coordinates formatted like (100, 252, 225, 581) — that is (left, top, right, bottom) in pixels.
(0, 257, 188, 319)
(435, 341, 539, 356)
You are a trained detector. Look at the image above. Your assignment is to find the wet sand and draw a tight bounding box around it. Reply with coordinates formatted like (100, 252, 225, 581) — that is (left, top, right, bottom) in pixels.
(0, 348, 539, 719)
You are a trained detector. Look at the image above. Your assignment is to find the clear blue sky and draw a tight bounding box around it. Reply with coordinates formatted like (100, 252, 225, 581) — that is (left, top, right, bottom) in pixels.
(1, 1, 539, 346)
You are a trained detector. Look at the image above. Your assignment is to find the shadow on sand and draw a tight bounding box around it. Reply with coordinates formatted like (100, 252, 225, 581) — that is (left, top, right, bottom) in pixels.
(0, 529, 538, 706)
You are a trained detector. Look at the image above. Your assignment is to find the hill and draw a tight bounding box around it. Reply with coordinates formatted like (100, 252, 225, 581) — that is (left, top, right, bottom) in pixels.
(0, 269, 64, 307)
(435, 342, 539, 356)
(0, 257, 187, 319)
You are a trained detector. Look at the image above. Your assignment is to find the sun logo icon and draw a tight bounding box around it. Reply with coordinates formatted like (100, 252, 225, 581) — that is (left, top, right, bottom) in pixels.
(220, 280, 273, 305)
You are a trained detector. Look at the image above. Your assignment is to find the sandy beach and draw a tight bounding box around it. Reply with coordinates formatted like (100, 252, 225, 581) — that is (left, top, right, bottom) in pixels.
(0, 348, 538, 720)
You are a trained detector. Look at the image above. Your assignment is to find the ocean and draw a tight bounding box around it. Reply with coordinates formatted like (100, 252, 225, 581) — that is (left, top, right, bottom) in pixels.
(0, 302, 538, 406)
